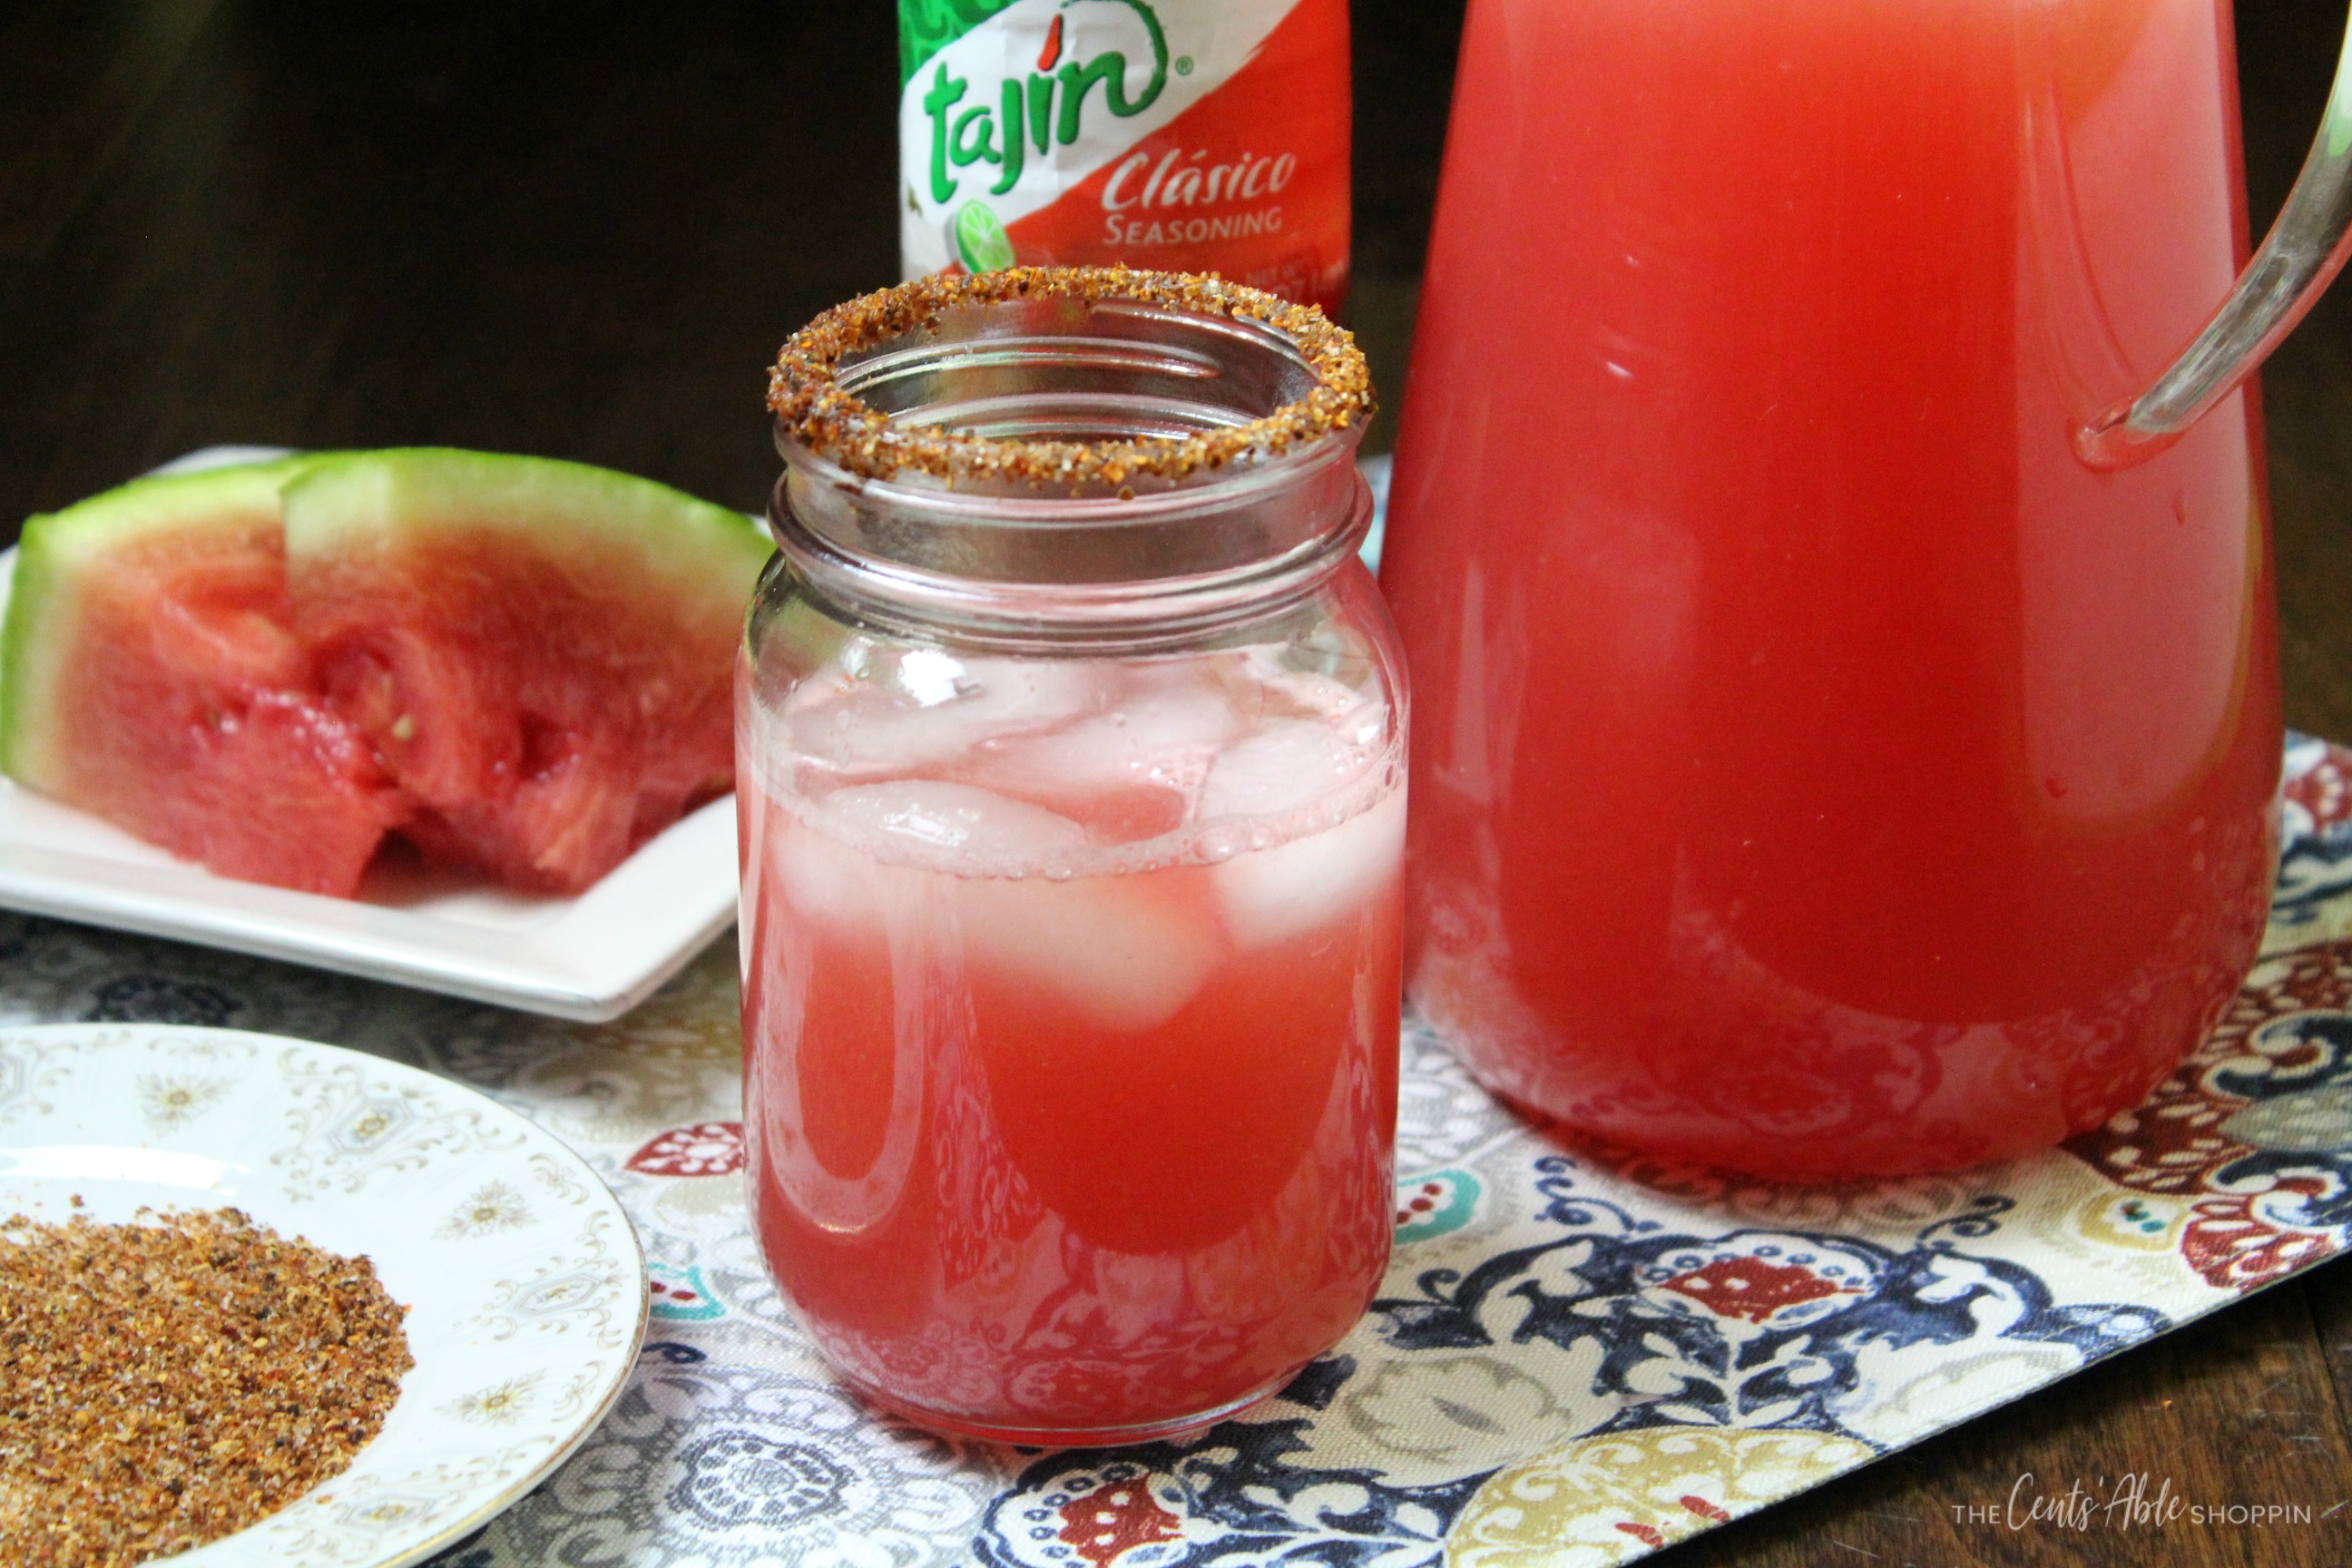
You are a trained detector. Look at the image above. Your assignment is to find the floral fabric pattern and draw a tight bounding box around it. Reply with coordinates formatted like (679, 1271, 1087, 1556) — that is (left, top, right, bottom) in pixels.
(8, 738, 2352, 1566)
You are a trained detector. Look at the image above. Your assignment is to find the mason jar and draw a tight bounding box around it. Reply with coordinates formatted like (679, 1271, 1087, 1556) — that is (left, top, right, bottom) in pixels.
(740, 268, 1406, 1444)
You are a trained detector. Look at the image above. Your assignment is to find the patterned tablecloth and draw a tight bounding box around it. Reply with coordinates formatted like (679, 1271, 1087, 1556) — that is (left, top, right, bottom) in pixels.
(14, 740, 2352, 1567)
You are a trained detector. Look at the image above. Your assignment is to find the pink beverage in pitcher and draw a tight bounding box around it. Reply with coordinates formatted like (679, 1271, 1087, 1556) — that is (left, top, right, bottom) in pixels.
(745, 270, 1402, 1441)
(1381, 0, 2296, 1175)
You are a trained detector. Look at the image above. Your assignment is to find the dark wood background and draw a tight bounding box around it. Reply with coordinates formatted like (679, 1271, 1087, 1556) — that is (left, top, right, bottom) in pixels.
(7, 4, 2352, 1563)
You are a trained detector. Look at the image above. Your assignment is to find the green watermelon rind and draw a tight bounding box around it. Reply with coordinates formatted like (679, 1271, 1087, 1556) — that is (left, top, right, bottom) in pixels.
(0, 458, 317, 791)
(279, 448, 773, 610)
(3, 448, 772, 842)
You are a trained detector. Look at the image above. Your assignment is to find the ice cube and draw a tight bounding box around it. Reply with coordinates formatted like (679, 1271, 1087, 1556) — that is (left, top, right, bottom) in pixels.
(958, 874, 1221, 1034)
(775, 780, 1219, 1030)
(769, 780, 1082, 928)
(1216, 788, 1406, 947)
(1233, 643, 1389, 734)
(961, 671, 1243, 817)
(820, 779, 1092, 859)
(1200, 719, 1374, 822)
(766, 801, 897, 928)
(787, 654, 1102, 778)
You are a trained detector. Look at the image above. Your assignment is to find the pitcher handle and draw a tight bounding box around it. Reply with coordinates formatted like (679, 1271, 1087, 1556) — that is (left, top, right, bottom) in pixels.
(2078, 19, 2352, 468)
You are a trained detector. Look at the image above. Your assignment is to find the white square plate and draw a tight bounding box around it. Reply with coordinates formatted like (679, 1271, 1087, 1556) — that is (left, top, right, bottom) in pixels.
(0, 448, 740, 1020)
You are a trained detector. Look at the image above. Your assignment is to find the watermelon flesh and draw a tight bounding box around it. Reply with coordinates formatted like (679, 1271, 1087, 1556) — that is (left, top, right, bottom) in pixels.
(3, 451, 771, 898)
(4, 460, 407, 896)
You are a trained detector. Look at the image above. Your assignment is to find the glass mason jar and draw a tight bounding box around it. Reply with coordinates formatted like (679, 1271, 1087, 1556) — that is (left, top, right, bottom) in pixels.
(740, 269, 1405, 1445)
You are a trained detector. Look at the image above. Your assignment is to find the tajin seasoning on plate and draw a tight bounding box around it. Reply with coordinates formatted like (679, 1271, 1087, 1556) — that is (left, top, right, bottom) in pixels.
(0, 1207, 412, 1568)
(896, 0, 1350, 315)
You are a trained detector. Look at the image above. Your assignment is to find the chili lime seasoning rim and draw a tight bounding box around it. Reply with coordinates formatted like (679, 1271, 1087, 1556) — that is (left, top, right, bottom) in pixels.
(765, 266, 1373, 490)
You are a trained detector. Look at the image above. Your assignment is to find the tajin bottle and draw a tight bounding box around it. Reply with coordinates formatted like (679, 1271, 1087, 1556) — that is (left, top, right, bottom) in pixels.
(896, 0, 1350, 315)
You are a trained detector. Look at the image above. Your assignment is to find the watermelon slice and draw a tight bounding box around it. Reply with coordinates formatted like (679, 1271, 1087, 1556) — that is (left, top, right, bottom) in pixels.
(3, 449, 771, 897)
(0, 456, 405, 896)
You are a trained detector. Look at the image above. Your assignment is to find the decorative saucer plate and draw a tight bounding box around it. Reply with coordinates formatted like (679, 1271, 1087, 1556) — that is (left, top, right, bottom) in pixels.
(0, 1024, 651, 1568)
(0, 447, 739, 1021)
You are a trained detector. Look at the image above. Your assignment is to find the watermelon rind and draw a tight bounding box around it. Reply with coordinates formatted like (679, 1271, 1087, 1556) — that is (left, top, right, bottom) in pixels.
(0, 457, 316, 790)
(1, 447, 771, 897)
(279, 448, 772, 601)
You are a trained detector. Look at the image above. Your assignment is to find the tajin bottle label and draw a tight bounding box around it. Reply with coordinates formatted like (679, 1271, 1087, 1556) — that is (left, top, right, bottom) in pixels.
(897, 0, 1350, 316)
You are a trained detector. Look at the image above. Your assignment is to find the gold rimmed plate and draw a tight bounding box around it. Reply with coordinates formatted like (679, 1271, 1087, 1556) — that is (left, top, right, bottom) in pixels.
(0, 1024, 649, 1568)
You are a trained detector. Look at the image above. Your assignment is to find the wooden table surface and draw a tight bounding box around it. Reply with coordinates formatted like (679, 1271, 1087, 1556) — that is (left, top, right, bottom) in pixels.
(8, 5, 2352, 1563)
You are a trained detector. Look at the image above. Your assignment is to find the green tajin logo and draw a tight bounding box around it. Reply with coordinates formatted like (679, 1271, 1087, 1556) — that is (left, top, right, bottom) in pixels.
(923, 0, 1170, 204)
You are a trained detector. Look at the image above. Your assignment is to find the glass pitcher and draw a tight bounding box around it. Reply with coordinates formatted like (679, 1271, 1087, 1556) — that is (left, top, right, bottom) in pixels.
(1380, 0, 2352, 1176)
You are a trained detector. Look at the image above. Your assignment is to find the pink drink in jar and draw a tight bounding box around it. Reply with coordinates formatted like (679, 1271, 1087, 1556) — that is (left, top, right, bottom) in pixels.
(744, 270, 1401, 1442)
